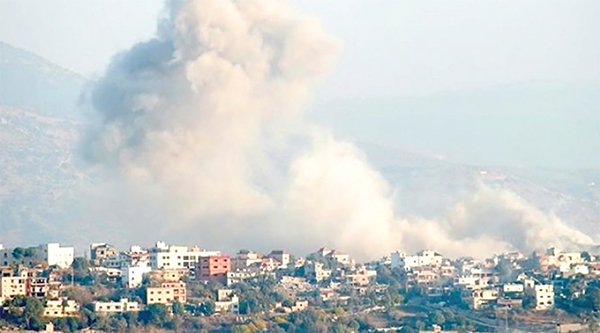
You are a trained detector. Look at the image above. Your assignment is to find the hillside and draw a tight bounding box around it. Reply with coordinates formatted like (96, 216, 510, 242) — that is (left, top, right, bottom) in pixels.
(0, 42, 86, 119)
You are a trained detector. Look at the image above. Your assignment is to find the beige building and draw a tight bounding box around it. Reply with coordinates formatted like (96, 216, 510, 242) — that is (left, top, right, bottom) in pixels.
(345, 268, 377, 287)
(0, 272, 27, 302)
(90, 243, 118, 265)
(146, 281, 187, 305)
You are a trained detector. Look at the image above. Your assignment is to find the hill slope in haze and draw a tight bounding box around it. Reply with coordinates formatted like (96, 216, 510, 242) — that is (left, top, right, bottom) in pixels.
(0, 42, 86, 119)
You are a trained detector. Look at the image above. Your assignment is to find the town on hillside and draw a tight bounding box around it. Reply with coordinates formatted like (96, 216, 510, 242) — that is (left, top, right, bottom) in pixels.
(0, 242, 599, 333)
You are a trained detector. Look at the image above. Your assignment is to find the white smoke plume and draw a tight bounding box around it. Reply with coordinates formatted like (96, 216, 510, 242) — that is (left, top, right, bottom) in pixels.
(82, 0, 595, 260)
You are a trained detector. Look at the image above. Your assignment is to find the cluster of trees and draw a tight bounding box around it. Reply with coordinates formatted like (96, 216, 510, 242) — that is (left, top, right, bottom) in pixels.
(557, 277, 600, 314)
(1, 296, 46, 330)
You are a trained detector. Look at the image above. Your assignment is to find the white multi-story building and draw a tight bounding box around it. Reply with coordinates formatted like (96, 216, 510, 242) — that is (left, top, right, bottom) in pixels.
(149, 242, 220, 270)
(94, 298, 140, 313)
(43, 243, 74, 269)
(391, 250, 443, 270)
(121, 265, 151, 288)
(534, 284, 555, 310)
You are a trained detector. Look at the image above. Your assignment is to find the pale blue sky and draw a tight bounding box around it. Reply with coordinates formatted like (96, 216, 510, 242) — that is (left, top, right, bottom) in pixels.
(1, 0, 599, 168)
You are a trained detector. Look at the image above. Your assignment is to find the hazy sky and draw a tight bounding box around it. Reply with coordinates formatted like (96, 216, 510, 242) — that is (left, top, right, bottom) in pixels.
(1, 0, 599, 168)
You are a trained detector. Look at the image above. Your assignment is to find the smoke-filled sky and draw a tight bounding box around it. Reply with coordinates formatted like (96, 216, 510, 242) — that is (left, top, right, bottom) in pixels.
(0, 0, 598, 259)
(75, 0, 595, 260)
(1, 0, 599, 168)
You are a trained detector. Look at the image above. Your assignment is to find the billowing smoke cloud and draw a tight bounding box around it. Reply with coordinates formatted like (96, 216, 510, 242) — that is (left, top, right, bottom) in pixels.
(82, 0, 595, 260)
(397, 182, 596, 258)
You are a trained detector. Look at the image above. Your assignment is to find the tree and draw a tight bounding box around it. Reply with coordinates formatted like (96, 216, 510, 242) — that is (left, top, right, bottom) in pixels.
(23, 297, 45, 330)
(434, 311, 446, 326)
(172, 301, 185, 315)
(122, 311, 139, 328)
(587, 287, 600, 311)
(23, 247, 37, 258)
(348, 320, 360, 331)
(61, 299, 69, 316)
(199, 300, 215, 315)
(12, 247, 24, 260)
(72, 257, 90, 272)
(582, 251, 592, 262)
(140, 304, 168, 326)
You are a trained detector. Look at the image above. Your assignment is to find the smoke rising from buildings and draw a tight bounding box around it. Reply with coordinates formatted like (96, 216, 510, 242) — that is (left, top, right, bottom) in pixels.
(82, 0, 596, 260)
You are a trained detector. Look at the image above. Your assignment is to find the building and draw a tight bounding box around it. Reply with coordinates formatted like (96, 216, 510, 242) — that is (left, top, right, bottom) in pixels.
(345, 268, 377, 287)
(121, 265, 151, 288)
(256, 257, 281, 272)
(149, 269, 182, 283)
(44, 298, 80, 317)
(44, 243, 75, 269)
(103, 246, 150, 269)
(94, 298, 140, 313)
(314, 247, 352, 265)
(269, 250, 291, 267)
(329, 251, 352, 265)
(0, 269, 55, 304)
(196, 255, 231, 282)
(0, 271, 27, 302)
(534, 284, 554, 310)
(468, 288, 499, 309)
(502, 283, 524, 293)
(146, 281, 186, 305)
(214, 289, 239, 314)
(231, 250, 263, 270)
(162, 281, 186, 303)
(292, 300, 309, 312)
(90, 243, 118, 265)
(304, 262, 332, 282)
(226, 270, 259, 286)
(150, 242, 220, 270)
(27, 276, 49, 298)
(391, 250, 443, 270)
